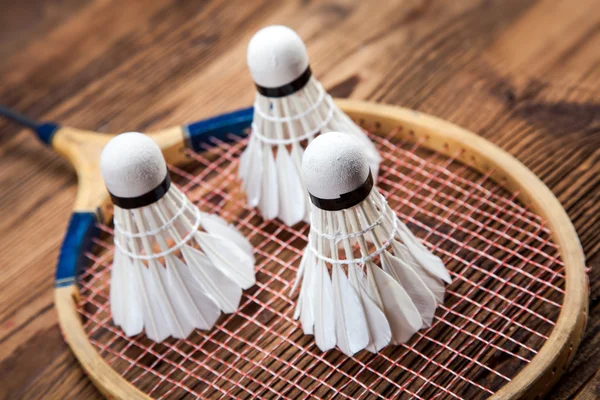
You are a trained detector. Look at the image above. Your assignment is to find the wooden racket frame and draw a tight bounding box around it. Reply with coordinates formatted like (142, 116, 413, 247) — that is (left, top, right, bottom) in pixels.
(50, 100, 587, 400)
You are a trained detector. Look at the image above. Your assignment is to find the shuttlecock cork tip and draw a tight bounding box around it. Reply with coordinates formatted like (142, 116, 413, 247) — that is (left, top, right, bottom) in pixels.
(247, 25, 309, 89)
(100, 132, 168, 201)
(302, 132, 372, 209)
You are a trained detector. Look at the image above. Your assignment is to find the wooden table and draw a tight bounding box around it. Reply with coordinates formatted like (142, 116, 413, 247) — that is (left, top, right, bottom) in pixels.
(0, 0, 598, 398)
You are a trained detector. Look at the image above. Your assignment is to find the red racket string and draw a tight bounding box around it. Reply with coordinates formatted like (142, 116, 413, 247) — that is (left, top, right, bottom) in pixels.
(76, 128, 566, 399)
(347, 136, 560, 399)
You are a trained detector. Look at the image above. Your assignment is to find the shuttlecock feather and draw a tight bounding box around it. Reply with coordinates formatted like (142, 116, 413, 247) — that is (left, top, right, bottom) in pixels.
(101, 132, 256, 343)
(292, 132, 451, 356)
(239, 25, 382, 226)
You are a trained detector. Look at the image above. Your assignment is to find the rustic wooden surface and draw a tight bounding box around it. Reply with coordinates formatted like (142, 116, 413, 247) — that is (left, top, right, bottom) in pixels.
(0, 0, 598, 399)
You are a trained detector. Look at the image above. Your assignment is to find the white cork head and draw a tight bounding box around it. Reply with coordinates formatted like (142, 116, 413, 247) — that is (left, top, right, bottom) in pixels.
(302, 132, 370, 200)
(100, 132, 167, 199)
(247, 25, 309, 88)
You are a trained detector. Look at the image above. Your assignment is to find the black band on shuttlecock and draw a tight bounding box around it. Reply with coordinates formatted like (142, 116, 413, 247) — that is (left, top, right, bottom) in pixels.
(109, 173, 171, 210)
(309, 170, 374, 211)
(255, 66, 312, 98)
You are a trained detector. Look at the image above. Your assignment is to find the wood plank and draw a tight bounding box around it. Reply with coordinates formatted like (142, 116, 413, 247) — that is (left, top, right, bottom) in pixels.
(0, 0, 598, 398)
(575, 368, 600, 400)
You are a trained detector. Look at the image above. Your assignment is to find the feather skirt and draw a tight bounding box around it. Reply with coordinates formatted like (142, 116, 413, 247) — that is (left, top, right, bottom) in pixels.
(292, 189, 452, 356)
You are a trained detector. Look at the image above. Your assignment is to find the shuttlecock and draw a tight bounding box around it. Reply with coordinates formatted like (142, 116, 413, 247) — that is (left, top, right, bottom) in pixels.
(238, 25, 382, 226)
(101, 132, 256, 343)
(291, 132, 452, 356)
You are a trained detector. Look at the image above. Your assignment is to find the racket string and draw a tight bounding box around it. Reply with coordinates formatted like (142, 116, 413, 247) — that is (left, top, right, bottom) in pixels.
(76, 130, 565, 399)
(352, 135, 541, 399)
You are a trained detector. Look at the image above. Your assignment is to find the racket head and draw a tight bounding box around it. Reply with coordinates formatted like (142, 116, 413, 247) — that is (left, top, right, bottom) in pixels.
(53, 101, 587, 399)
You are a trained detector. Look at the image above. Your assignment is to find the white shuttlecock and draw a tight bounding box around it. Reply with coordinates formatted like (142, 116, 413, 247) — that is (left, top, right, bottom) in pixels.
(238, 25, 382, 226)
(101, 132, 256, 343)
(292, 132, 452, 356)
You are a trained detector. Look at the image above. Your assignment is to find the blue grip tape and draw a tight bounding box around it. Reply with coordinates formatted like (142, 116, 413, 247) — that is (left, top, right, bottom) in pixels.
(36, 122, 60, 146)
(185, 107, 254, 151)
(55, 212, 98, 288)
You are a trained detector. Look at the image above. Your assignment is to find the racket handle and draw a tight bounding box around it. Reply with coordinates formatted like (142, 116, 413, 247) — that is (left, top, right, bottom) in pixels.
(0, 104, 60, 145)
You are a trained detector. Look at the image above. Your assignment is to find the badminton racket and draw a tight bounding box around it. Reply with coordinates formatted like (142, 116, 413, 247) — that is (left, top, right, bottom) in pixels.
(1, 100, 587, 399)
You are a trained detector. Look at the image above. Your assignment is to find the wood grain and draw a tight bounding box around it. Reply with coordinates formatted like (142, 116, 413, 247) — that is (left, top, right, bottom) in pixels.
(0, 0, 598, 399)
(575, 369, 600, 400)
